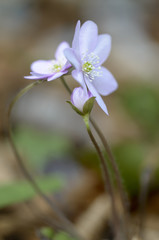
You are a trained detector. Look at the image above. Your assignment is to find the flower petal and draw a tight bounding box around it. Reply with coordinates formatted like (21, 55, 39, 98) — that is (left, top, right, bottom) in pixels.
(64, 48, 81, 70)
(71, 87, 90, 112)
(24, 75, 47, 80)
(31, 60, 52, 75)
(79, 20, 98, 55)
(92, 67, 118, 96)
(85, 77, 109, 115)
(47, 71, 67, 81)
(72, 20, 80, 55)
(93, 34, 111, 65)
(72, 69, 87, 92)
(61, 61, 72, 71)
(55, 41, 70, 61)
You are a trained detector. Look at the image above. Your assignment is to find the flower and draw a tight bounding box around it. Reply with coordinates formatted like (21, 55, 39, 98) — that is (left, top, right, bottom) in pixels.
(68, 87, 95, 115)
(25, 42, 72, 81)
(71, 87, 93, 112)
(64, 20, 118, 115)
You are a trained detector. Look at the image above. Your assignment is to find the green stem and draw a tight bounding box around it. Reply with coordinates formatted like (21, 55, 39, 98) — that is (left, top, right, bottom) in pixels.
(7, 80, 83, 240)
(60, 76, 129, 215)
(83, 114, 120, 238)
(8, 80, 43, 118)
(60, 76, 72, 94)
(138, 168, 152, 239)
(61, 76, 130, 239)
(90, 118, 130, 226)
(60, 76, 129, 237)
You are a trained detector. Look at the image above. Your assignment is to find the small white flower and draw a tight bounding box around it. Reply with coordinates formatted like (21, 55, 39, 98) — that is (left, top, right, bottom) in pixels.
(25, 42, 71, 81)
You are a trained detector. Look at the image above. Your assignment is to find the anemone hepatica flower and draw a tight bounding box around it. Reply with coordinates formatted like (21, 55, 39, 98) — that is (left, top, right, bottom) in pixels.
(64, 20, 118, 115)
(25, 42, 71, 81)
(71, 87, 93, 112)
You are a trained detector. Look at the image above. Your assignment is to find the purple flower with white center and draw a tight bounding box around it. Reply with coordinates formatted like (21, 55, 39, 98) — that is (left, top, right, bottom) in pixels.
(71, 87, 93, 112)
(25, 42, 72, 81)
(64, 20, 118, 115)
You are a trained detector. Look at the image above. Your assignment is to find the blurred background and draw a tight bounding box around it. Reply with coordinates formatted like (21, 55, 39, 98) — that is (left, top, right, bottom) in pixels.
(0, 0, 159, 240)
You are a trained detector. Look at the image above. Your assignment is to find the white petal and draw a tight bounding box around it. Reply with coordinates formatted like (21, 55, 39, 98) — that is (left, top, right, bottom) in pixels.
(72, 70, 87, 92)
(55, 41, 70, 61)
(79, 21, 98, 55)
(71, 87, 89, 111)
(24, 75, 46, 80)
(92, 67, 118, 96)
(72, 20, 80, 55)
(31, 60, 52, 75)
(47, 71, 67, 81)
(93, 34, 112, 65)
(64, 48, 81, 70)
(85, 77, 109, 115)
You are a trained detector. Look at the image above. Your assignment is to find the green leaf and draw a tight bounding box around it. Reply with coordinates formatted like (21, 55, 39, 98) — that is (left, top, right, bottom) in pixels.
(40, 227, 55, 239)
(0, 175, 63, 208)
(39, 229, 77, 240)
(54, 232, 76, 240)
(83, 97, 95, 115)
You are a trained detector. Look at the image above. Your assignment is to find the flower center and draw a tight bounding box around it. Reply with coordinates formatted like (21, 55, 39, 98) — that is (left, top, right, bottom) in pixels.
(82, 62, 94, 73)
(52, 63, 62, 72)
(48, 60, 63, 73)
(82, 52, 102, 82)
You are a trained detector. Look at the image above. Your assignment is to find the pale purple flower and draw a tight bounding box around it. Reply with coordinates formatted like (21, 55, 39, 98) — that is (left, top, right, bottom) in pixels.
(25, 42, 71, 81)
(71, 87, 93, 112)
(64, 20, 118, 115)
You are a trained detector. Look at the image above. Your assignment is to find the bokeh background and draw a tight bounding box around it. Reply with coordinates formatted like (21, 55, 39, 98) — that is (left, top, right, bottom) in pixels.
(0, 0, 159, 239)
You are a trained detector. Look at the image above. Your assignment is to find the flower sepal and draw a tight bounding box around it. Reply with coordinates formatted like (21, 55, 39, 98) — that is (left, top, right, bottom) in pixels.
(68, 86, 95, 116)
(66, 100, 83, 116)
(83, 96, 96, 115)
(67, 96, 95, 116)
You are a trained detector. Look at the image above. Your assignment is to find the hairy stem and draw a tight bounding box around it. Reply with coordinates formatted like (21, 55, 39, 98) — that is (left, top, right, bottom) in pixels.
(138, 168, 152, 239)
(61, 76, 130, 239)
(83, 114, 121, 239)
(90, 118, 130, 223)
(8, 80, 83, 240)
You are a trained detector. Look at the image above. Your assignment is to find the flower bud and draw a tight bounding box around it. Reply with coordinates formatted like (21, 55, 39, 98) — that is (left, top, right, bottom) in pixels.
(71, 87, 92, 112)
(67, 87, 95, 115)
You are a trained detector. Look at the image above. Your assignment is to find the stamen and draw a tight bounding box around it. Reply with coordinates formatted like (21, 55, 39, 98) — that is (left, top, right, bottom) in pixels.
(82, 52, 102, 81)
(52, 63, 62, 72)
(48, 60, 63, 73)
